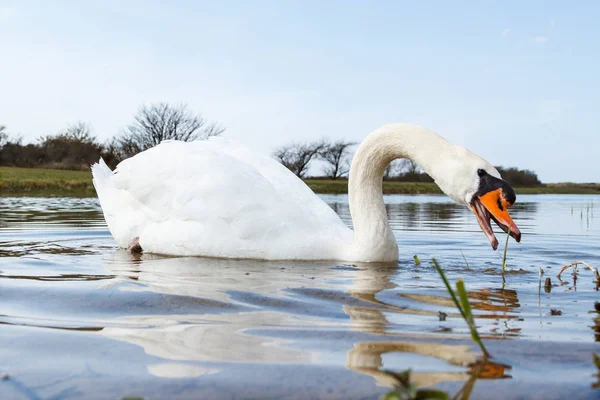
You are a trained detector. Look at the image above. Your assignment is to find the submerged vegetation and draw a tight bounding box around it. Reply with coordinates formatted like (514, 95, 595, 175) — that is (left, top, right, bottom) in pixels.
(557, 261, 600, 283)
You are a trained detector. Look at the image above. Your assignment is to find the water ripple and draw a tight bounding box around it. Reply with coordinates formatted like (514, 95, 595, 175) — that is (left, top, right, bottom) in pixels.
(1, 194, 600, 399)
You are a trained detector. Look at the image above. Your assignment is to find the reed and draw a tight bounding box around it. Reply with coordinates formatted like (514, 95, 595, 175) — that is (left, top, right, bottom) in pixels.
(432, 258, 490, 358)
(501, 230, 510, 275)
(460, 251, 470, 270)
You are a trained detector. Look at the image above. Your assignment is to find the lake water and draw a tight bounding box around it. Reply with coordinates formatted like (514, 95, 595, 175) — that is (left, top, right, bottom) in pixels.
(1, 194, 599, 399)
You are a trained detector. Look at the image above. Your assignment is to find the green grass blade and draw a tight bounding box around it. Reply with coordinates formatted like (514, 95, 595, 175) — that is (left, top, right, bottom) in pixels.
(416, 389, 450, 400)
(501, 229, 511, 274)
(432, 258, 491, 358)
(381, 392, 402, 400)
(431, 258, 467, 321)
(451, 372, 479, 400)
(413, 255, 420, 265)
(455, 280, 474, 323)
(460, 251, 470, 269)
(456, 279, 490, 358)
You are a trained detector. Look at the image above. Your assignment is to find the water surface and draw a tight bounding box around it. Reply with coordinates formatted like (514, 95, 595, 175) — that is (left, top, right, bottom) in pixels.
(1, 195, 599, 399)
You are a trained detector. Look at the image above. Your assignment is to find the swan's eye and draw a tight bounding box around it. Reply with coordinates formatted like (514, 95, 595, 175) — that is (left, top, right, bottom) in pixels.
(477, 169, 486, 177)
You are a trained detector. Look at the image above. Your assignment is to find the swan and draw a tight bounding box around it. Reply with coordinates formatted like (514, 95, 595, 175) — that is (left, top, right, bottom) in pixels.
(92, 123, 521, 262)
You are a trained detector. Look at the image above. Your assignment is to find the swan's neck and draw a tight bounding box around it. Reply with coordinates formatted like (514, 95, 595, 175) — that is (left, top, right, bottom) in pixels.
(348, 124, 455, 262)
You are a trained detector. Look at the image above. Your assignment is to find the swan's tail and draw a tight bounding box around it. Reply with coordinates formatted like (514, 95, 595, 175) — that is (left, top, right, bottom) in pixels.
(91, 158, 144, 249)
(91, 158, 123, 245)
(91, 158, 113, 191)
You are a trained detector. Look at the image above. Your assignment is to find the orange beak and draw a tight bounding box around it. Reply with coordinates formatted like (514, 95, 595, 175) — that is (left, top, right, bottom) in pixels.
(472, 188, 521, 250)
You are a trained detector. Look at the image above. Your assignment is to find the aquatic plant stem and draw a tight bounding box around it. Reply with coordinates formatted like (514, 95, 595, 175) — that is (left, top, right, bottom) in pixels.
(593, 353, 600, 389)
(432, 259, 467, 321)
(538, 267, 543, 318)
(460, 251, 470, 269)
(456, 280, 490, 359)
(501, 229, 510, 274)
(557, 261, 600, 282)
(431, 258, 491, 359)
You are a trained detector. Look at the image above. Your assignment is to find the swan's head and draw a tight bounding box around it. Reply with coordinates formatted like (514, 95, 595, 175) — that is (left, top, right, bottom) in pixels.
(434, 145, 521, 250)
(469, 168, 521, 250)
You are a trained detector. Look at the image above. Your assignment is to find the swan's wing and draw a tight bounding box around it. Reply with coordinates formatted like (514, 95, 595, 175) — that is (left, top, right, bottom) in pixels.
(94, 138, 352, 259)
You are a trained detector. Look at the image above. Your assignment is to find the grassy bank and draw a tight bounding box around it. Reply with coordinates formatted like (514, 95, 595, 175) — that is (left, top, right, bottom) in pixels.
(306, 179, 600, 195)
(1, 166, 599, 197)
(0, 166, 96, 197)
(514, 183, 600, 195)
(305, 179, 444, 194)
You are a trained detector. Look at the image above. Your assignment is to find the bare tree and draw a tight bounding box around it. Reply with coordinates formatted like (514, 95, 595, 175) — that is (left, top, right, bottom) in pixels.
(37, 121, 103, 170)
(384, 159, 404, 180)
(399, 159, 420, 175)
(383, 158, 421, 180)
(115, 102, 224, 159)
(104, 136, 138, 165)
(319, 140, 356, 179)
(0, 125, 7, 148)
(273, 140, 325, 178)
(60, 121, 94, 142)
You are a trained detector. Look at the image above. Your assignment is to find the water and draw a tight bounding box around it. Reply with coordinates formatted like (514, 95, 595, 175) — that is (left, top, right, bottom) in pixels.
(1, 194, 599, 399)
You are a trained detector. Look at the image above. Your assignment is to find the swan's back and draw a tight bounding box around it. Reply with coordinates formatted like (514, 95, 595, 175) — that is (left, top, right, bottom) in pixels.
(92, 138, 352, 260)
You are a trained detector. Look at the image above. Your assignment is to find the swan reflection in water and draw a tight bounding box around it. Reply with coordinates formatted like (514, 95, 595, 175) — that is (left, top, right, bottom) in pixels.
(99, 251, 515, 389)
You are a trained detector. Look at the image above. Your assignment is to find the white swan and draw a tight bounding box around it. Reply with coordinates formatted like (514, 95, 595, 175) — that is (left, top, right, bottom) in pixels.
(92, 123, 521, 262)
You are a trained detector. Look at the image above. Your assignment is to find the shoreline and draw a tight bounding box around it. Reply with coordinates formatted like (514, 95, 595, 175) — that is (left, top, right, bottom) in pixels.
(2, 166, 599, 197)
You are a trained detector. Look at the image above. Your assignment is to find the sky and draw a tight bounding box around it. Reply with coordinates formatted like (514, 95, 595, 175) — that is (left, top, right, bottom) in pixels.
(1, 1, 599, 182)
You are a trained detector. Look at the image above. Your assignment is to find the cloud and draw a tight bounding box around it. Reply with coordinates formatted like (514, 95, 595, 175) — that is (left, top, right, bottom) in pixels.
(501, 28, 511, 37)
(533, 35, 548, 44)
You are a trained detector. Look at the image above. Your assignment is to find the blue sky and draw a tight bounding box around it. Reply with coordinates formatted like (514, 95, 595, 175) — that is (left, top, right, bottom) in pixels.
(1, 1, 598, 182)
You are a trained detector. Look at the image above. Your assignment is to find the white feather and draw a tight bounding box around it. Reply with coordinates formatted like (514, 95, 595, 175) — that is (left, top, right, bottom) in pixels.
(93, 137, 353, 260)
